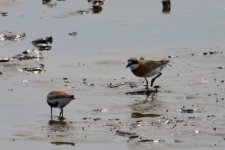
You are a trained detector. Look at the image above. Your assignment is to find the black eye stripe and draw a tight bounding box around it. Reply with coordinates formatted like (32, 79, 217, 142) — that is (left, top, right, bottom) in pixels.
(128, 59, 138, 64)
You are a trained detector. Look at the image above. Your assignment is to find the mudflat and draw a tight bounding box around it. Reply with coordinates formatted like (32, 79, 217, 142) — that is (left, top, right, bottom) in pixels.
(1, 0, 225, 150)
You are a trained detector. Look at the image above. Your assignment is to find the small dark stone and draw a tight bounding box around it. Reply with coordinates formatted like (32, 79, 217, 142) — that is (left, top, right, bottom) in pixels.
(209, 51, 217, 55)
(21, 66, 45, 74)
(36, 45, 52, 51)
(93, 118, 101, 121)
(181, 108, 194, 113)
(0, 57, 11, 62)
(129, 135, 139, 140)
(1, 11, 8, 16)
(42, 0, 51, 4)
(115, 130, 137, 137)
(77, 10, 89, 15)
(50, 142, 75, 146)
(153, 85, 161, 89)
(131, 112, 161, 118)
(32, 36, 52, 45)
(138, 139, 154, 143)
(162, 0, 171, 14)
(68, 32, 77, 36)
(89, 83, 95, 87)
(0, 31, 26, 41)
(91, 5, 103, 14)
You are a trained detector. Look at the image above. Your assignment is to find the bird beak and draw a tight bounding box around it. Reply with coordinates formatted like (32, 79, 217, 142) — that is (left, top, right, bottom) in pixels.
(126, 64, 130, 68)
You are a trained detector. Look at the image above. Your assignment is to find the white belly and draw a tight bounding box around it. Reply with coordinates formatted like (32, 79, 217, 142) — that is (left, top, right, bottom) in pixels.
(146, 66, 164, 77)
(48, 98, 73, 108)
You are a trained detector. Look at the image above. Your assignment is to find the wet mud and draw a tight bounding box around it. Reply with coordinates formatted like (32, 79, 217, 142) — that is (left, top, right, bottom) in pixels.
(1, 0, 225, 150)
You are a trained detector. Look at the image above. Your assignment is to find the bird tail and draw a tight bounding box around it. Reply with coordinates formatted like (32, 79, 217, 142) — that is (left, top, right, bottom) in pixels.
(161, 59, 170, 65)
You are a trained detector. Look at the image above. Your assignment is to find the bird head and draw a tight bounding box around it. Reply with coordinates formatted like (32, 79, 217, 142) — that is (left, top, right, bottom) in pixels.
(126, 58, 139, 70)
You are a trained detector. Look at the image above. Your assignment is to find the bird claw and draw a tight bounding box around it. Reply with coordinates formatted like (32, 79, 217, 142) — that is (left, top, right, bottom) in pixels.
(152, 88, 158, 95)
(58, 116, 65, 120)
(144, 89, 150, 95)
(144, 87, 158, 97)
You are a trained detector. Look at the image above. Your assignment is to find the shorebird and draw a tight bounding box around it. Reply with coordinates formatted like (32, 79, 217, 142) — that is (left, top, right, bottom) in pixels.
(126, 57, 169, 90)
(47, 91, 75, 119)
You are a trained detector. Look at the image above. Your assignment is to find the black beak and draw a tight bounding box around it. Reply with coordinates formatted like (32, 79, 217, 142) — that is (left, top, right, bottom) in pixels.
(126, 64, 130, 68)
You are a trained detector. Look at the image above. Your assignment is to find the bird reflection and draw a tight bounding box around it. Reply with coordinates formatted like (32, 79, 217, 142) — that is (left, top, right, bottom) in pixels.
(126, 87, 158, 101)
(126, 85, 162, 117)
(47, 119, 74, 136)
(162, 0, 171, 14)
(129, 99, 161, 112)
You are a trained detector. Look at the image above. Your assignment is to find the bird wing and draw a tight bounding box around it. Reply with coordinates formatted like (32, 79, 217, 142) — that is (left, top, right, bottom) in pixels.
(48, 91, 74, 100)
(141, 59, 169, 70)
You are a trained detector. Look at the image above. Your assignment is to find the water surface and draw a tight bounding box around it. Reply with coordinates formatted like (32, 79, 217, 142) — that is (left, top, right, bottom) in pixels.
(1, 0, 225, 149)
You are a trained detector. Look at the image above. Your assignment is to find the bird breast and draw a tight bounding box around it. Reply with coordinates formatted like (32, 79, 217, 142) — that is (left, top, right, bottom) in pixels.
(131, 64, 151, 78)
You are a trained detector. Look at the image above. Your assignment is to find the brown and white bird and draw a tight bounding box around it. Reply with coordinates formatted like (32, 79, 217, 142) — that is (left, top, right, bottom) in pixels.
(47, 91, 75, 119)
(126, 57, 169, 90)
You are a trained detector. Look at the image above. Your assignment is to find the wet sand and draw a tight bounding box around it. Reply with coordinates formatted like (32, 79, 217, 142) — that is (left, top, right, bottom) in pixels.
(1, 0, 225, 149)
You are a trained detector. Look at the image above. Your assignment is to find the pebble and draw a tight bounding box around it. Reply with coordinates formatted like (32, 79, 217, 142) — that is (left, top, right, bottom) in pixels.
(0, 31, 26, 41)
(0, 57, 11, 62)
(68, 32, 77, 36)
(50, 142, 75, 146)
(115, 130, 137, 137)
(180, 108, 194, 113)
(138, 139, 154, 143)
(203, 51, 223, 55)
(131, 112, 161, 118)
(13, 49, 43, 60)
(0, 11, 8, 16)
(32, 36, 53, 51)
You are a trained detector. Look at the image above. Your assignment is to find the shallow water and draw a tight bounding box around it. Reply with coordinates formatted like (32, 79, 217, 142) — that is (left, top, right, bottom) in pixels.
(1, 0, 225, 149)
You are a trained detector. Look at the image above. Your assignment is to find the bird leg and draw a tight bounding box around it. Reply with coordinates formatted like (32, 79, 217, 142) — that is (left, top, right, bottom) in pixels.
(59, 108, 64, 120)
(61, 108, 64, 119)
(50, 107, 53, 119)
(144, 78, 149, 90)
(151, 72, 162, 87)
